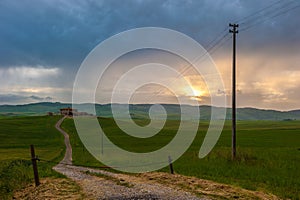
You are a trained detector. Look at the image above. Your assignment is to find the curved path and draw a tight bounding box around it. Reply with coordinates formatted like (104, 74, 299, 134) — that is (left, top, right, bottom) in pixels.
(52, 117, 277, 200)
(52, 116, 206, 199)
(55, 116, 72, 165)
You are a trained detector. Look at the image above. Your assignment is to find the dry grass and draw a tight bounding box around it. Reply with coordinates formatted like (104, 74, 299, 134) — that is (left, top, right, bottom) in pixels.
(137, 172, 281, 200)
(13, 178, 86, 200)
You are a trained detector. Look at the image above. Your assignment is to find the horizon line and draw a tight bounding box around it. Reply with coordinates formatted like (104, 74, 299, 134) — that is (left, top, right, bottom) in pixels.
(0, 101, 299, 112)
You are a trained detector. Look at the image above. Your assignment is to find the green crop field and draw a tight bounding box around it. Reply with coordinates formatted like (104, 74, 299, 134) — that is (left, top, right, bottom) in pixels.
(1, 115, 299, 199)
(0, 116, 65, 199)
(61, 117, 300, 199)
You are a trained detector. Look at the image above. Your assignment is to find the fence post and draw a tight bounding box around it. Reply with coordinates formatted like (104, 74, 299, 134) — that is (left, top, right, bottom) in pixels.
(30, 145, 40, 186)
(168, 155, 174, 174)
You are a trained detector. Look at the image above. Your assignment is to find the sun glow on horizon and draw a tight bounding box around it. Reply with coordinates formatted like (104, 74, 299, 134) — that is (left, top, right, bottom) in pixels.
(182, 85, 206, 100)
(191, 88, 204, 97)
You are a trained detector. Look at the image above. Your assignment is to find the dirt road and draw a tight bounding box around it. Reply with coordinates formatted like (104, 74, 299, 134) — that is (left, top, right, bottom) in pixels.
(55, 116, 72, 165)
(52, 117, 279, 200)
(53, 117, 206, 200)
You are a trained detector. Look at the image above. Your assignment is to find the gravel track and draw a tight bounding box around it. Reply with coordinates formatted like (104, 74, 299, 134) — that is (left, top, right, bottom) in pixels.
(53, 117, 206, 200)
(55, 116, 72, 165)
(54, 164, 206, 200)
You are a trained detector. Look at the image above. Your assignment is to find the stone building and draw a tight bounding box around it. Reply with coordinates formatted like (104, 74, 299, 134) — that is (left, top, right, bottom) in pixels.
(60, 107, 77, 116)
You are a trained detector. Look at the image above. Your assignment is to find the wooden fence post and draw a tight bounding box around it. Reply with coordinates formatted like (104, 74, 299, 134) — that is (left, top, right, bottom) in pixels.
(168, 155, 174, 174)
(30, 145, 40, 186)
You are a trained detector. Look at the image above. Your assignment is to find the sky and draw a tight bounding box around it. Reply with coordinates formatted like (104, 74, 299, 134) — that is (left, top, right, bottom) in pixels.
(0, 0, 299, 111)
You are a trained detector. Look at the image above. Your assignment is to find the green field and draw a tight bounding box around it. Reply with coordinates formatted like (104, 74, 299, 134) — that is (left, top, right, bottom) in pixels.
(0, 116, 65, 199)
(62, 117, 300, 199)
(1, 115, 299, 199)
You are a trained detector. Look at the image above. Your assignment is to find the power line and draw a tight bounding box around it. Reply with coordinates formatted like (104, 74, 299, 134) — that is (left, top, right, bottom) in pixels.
(242, 1, 298, 26)
(205, 27, 229, 50)
(176, 34, 230, 81)
(178, 33, 230, 77)
(236, 0, 287, 24)
(240, 2, 300, 32)
(236, 0, 300, 32)
(136, 1, 300, 104)
(178, 0, 299, 77)
(208, 35, 232, 56)
(146, 31, 231, 103)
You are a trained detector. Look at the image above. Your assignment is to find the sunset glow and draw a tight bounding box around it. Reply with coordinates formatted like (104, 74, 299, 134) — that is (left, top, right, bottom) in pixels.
(0, 1, 299, 111)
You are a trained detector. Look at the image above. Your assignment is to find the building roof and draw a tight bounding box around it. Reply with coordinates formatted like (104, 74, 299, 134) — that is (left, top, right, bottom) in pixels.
(60, 107, 77, 111)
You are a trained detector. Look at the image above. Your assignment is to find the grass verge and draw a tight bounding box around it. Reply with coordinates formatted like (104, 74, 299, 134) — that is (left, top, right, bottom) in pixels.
(61, 117, 300, 199)
(0, 116, 65, 199)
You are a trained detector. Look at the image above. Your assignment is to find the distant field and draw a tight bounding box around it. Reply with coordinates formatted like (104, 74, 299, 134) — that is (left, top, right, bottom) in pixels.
(1, 102, 300, 120)
(0, 116, 65, 199)
(62, 118, 300, 199)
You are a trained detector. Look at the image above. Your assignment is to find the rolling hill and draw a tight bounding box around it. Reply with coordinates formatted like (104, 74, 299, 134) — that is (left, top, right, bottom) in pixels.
(0, 102, 299, 121)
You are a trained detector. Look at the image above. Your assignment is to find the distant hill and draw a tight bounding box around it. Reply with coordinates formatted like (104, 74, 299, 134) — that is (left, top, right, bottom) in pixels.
(0, 102, 299, 121)
(0, 102, 71, 116)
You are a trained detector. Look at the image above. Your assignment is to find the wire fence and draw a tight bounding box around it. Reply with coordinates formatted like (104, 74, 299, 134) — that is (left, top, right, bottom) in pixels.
(23, 156, 171, 170)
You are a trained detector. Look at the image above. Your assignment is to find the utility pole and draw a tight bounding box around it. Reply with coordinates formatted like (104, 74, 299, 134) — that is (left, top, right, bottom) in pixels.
(229, 23, 238, 160)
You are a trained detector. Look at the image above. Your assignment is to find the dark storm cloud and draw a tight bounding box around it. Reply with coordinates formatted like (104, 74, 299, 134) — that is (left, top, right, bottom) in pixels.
(0, 0, 299, 109)
(1, 0, 298, 69)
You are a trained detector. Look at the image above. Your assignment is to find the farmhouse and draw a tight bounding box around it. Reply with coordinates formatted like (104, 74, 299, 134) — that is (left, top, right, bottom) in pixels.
(60, 107, 78, 116)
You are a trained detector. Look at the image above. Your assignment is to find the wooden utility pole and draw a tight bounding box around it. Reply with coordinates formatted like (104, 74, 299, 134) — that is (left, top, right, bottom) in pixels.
(229, 23, 238, 160)
(168, 156, 174, 174)
(30, 145, 40, 186)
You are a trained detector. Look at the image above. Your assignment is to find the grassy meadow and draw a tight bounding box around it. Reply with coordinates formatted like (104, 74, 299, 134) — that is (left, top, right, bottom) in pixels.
(0, 116, 65, 199)
(0, 115, 299, 199)
(61, 117, 300, 199)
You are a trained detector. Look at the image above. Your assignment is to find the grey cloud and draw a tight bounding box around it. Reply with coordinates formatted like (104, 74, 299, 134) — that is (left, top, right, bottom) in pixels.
(29, 95, 53, 101)
(0, 0, 299, 109)
(0, 94, 53, 104)
(2, 0, 298, 69)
